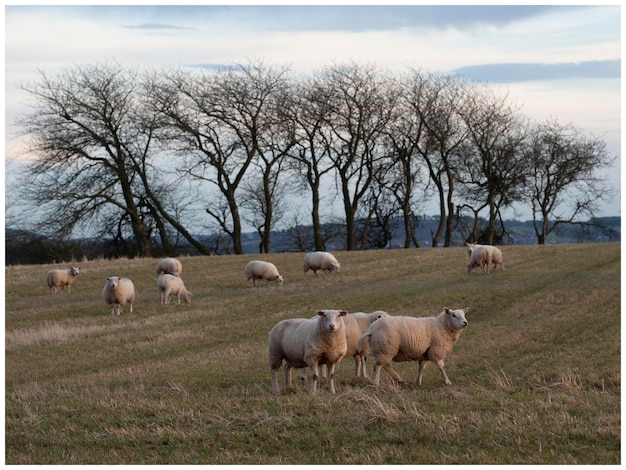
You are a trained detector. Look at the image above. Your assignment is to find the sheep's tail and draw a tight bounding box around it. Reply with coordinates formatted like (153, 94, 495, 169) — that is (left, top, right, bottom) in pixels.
(357, 331, 372, 357)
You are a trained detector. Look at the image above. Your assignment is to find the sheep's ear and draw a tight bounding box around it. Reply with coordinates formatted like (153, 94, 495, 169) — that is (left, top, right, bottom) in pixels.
(463, 307, 470, 316)
(444, 307, 451, 315)
(339, 310, 348, 316)
(316, 310, 325, 316)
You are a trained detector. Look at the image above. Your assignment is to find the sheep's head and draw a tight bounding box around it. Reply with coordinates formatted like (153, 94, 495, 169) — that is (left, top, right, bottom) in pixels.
(317, 309, 347, 332)
(71, 267, 80, 276)
(373, 310, 389, 320)
(466, 243, 478, 255)
(444, 307, 469, 330)
(277, 275, 284, 286)
(106, 276, 121, 288)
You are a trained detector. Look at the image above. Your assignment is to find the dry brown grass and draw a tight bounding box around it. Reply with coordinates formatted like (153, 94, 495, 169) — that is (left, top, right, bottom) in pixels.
(5, 243, 621, 464)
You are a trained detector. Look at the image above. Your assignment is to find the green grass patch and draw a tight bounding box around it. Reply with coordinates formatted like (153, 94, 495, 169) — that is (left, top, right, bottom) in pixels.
(5, 243, 620, 464)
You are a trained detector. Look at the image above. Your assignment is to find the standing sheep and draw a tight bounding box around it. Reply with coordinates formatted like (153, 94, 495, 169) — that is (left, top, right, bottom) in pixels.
(46, 267, 80, 294)
(343, 311, 389, 378)
(103, 276, 136, 315)
(268, 309, 348, 395)
(157, 274, 191, 304)
(300, 310, 389, 382)
(466, 243, 505, 273)
(357, 307, 469, 386)
(244, 260, 284, 287)
(303, 251, 341, 278)
(156, 258, 183, 277)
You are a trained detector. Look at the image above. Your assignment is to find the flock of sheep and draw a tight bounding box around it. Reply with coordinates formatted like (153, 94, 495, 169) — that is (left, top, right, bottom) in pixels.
(45, 244, 505, 395)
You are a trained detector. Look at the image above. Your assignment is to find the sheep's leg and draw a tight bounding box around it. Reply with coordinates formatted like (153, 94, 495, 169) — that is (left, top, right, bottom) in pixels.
(362, 356, 369, 378)
(435, 359, 452, 385)
(417, 359, 428, 385)
(327, 362, 337, 394)
(309, 362, 320, 395)
(383, 364, 404, 384)
(354, 356, 361, 377)
(284, 363, 293, 389)
(373, 364, 381, 385)
(271, 368, 280, 394)
(129, 302, 133, 313)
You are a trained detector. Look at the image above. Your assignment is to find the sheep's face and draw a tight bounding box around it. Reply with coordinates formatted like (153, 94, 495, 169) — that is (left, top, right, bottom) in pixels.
(466, 243, 478, 256)
(277, 275, 284, 286)
(317, 309, 347, 332)
(71, 267, 80, 276)
(106, 276, 120, 288)
(444, 307, 469, 330)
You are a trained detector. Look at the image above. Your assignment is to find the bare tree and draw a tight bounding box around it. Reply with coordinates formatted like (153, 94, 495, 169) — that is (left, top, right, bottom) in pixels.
(287, 77, 337, 251)
(321, 62, 396, 250)
(525, 119, 615, 244)
(152, 60, 290, 254)
(15, 62, 159, 256)
(456, 84, 530, 245)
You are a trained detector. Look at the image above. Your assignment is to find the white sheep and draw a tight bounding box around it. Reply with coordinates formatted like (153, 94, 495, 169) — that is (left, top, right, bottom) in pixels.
(357, 307, 469, 386)
(300, 310, 389, 382)
(343, 310, 389, 378)
(156, 257, 183, 277)
(157, 273, 191, 304)
(46, 267, 80, 294)
(466, 243, 505, 273)
(244, 260, 284, 287)
(268, 309, 348, 395)
(303, 251, 340, 278)
(103, 276, 136, 315)
(467, 245, 491, 274)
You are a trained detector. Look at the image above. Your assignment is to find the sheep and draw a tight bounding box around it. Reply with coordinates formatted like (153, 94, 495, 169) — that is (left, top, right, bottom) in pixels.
(244, 260, 284, 287)
(303, 251, 340, 278)
(466, 243, 505, 273)
(300, 310, 389, 381)
(157, 273, 191, 304)
(357, 307, 469, 386)
(156, 257, 183, 277)
(343, 310, 389, 378)
(467, 245, 492, 274)
(268, 309, 348, 395)
(103, 276, 136, 315)
(46, 267, 80, 294)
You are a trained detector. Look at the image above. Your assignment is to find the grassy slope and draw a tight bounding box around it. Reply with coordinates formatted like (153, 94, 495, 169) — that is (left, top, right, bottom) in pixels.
(5, 243, 621, 464)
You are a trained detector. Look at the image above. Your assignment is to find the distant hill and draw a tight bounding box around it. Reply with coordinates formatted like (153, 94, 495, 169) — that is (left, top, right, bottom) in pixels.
(5, 216, 620, 263)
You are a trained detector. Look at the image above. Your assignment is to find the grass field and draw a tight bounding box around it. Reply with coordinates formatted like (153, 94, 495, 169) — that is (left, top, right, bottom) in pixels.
(5, 243, 621, 464)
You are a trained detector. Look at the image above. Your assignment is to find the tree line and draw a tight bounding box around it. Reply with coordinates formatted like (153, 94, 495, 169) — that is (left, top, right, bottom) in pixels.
(8, 59, 615, 257)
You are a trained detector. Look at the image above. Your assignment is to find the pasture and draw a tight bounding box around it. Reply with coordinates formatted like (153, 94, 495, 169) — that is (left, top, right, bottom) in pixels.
(5, 243, 620, 464)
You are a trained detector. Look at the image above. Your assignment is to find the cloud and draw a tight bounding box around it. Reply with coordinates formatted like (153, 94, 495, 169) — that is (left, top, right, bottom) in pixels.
(452, 59, 621, 83)
(123, 23, 194, 31)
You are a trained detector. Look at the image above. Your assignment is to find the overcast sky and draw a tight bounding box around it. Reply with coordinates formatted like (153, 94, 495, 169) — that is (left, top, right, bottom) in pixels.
(4, 4, 622, 217)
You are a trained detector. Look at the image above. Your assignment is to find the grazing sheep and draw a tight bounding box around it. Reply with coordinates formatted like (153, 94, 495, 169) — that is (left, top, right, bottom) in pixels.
(156, 257, 183, 277)
(268, 309, 348, 395)
(467, 245, 491, 274)
(357, 307, 469, 386)
(46, 267, 80, 294)
(157, 274, 191, 304)
(343, 311, 389, 378)
(244, 260, 284, 287)
(303, 251, 340, 278)
(466, 243, 505, 273)
(103, 276, 136, 315)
